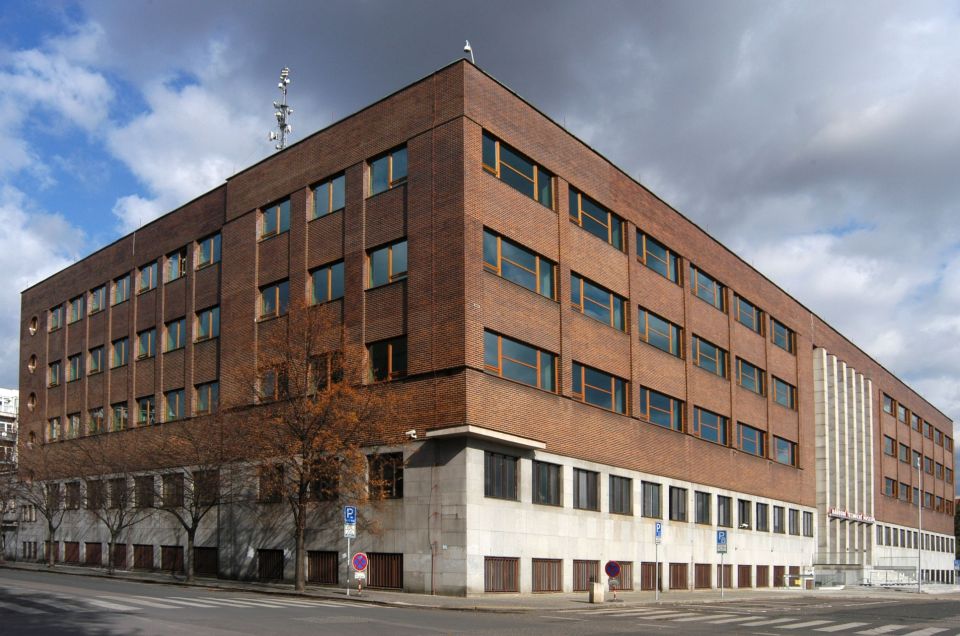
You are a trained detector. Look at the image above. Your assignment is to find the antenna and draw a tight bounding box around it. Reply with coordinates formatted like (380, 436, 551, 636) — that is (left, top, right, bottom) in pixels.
(268, 67, 293, 151)
(464, 40, 474, 64)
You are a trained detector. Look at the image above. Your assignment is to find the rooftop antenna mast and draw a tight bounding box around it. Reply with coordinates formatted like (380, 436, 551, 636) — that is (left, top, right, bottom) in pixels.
(269, 67, 293, 150)
(464, 40, 474, 64)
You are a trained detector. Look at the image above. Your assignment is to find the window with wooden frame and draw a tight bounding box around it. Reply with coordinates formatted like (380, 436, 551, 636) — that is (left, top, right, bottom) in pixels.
(738, 423, 766, 457)
(111, 403, 127, 431)
(134, 476, 154, 509)
(138, 396, 155, 425)
(310, 261, 344, 305)
(923, 421, 933, 439)
(935, 462, 943, 480)
(164, 318, 186, 352)
(568, 187, 624, 250)
(483, 330, 556, 392)
(48, 304, 64, 331)
(312, 173, 345, 218)
(572, 468, 599, 511)
(367, 336, 407, 382)
(756, 503, 769, 531)
(572, 362, 627, 414)
(258, 368, 288, 402)
(924, 455, 933, 475)
(481, 131, 553, 208)
(935, 429, 943, 446)
(911, 413, 921, 430)
(68, 295, 84, 323)
(912, 449, 921, 469)
(897, 403, 908, 423)
(669, 486, 687, 521)
(772, 376, 796, 409)
(308, 352, 344, 393)
(47, 417, 60, 442)
(195, 306, 220, 341)
(369, 146, 407, 195)
(642, 481, 662, 518)
(484, 451, 518, 500)
(946, 436, 953, 452)
(570, 273, 626, 331)
(773, 436, 797, 467)
(138, 261, 158, 293)
(48, 360, 61, 387)
(368, 240, 407, 287)
(689, 265, 726, 311)
(736, 358, 765, 395)
(67, 354, 82, 382)
(195, 382, 219, 415)
(87, 346, 104, 375)
(638, 307, 681, 357)
(717, 495, 732, 527)
(899, 443, 909, 463)
(691, 335, 727, 378)
(66, 413, 80, 438)
(637, 231, 681, 283)
(882, 393, 895, 415)
(89, 285, 106, 314)
(883, 477, 896, 497)
(162, 473, 185, 508)
(610, 475, 633, 515)
(260, 197, 291, 238)
(369, 453, 404, 499)
(165, 389, 185, 422)
(639, 387, 683, 431)
(770, 317, 795, 353)
(113, 274, 131, 305)
(259, 280, 290, 318)
(196, 233, 221, 269)
(167, 248, 187, 282)
(137, 328, 156, 359)
(111, 338, 128, 368)
(482, 229, 555, 299)
(88, 407, 105, 434)
(735, 295, 763, 334)
(882, 435, 895, 456)
(532, 461, 561, 506)
(692, 407, 729, 446)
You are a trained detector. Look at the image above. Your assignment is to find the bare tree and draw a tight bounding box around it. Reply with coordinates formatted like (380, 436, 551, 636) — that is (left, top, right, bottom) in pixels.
(16, 442, 76, 567)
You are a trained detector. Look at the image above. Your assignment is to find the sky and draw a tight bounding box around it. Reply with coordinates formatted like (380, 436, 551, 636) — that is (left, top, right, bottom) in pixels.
(1, 1, 959, 444)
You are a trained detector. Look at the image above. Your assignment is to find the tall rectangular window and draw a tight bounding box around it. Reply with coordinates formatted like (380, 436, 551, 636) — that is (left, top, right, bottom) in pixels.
(369, 146, 407, 195)
(67, 354, 82, 382)
(66, 413, 81, 438)
(774, 437, 797, 467)
(569, 187, 624, 250)
(641, 481, 661, 518)
(573, 469, 599, 511)
(167, 248, 187, 281)
(735, 296, 762, 334)
(736, 358, 765, 395)
(369, 453, 404, 499)
(482, 229, 555, 299)
(367, 336, 407, 382)
(770, 318, 795, 353)
(89, 286, 106, 314)
(897, 442, 908, 462)
(773, 506, 785, 533)
(532, 461, 561, 506)
(689, 265, 726, 311)
(572, 362, 627, 414)
(48, 360, 61, 387)
(638, 307, 681, 357)
(570, 273, 626, 331)
(47, 417, 60, 442)
(137, 328, 156, 359)
(88, 407, 105, 434)
(138, 396, 156, 425)
(111, 403, 128, 431)
(165, 318, 186, 352)
(195, 382, 219, 415)
(259, 280, 290, 318)
(113, 274, 130, 305)
(195, 306, 220, 341)
(738, 499, 752, 529)
(260, 198, 291, 238)
(756, 503, 769, 531)
(484, 451, 518, 500)
(49, 305, 64, 331)
(196, 233, 221, 268)
(165, 389, 185, 422)
(669, 486, 687, 522)
(482, 131, 552, 208)
(138, 261, 158, 292)
(68, 296, 84, 323)
(692, 407, 729, 446)
(88, 347, 104, 375)
(310, 261, 345, 305)
(368, 240, 408, 287)
(695, 491, 711, 524)
(717, 495, 732, 527)
(637, 232, 680, 283)
(788, 509, 800, 535)
(882, 393, 895, 414)
(738, 423, 766, 457)
(692, 335, 728, 378)
(483, 330, 556, 392)
(772, 377, 796, 409)
(111, 338, 129, 368)
(610, 475, 632, 515)
(638, 387, 683, 430)
(313, 173, 345, 218)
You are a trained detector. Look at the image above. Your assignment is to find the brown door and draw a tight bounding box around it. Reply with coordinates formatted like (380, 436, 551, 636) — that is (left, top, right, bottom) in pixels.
(367, 553, 403, 589)
(532, 559, 562, 592)
(133, 545, 154, 570)
(193, 547, 219, 577)
(773, 565, 786, 587)
(716, 564, 732, 588)
(694, 563, 712, 589)
(111, 544, 127, 569)
(738, 564, 752, 588)
(640, 562, 661, 591)
(161, 546, 184, 573)
(84, 543, 102, 566)
(484, 557, 519, 592)
(756, 565, 769, 587)
(788, 565, 800, 587)
(64, 542, 80, 564)
(573, 560, 599, 592)
(307, 551, 339, 585)
(669, 563, 688, 590)
(610, 561, 633, 591)
(258, 549, 284, 581)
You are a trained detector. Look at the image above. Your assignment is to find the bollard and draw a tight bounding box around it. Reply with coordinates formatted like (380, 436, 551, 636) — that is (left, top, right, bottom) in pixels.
(589, 581, 605, 603)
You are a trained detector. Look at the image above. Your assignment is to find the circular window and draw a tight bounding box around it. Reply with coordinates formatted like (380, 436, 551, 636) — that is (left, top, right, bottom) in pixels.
(29, 316, 38, 336)
(27, 393, 37, 411)
(28, 355, 37, 373)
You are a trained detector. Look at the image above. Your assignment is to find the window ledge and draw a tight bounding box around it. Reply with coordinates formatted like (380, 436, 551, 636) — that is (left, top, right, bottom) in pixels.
(258, 230, 289, 244)
(366, 181, 407, 200)
(425, 424, 545, 450)
(366, 277, 407, 292)
(195, 261, 219, 272)
(309, 207, 344, 223)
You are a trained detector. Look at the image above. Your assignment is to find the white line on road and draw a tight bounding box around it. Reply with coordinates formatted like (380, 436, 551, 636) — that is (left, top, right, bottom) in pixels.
(101, 595, 182, 609)
(187, 597, 291, 608)
(0, 599, 48, 615)
(739, 618, 803, 627)
(83, 598, 142, 612)
(855, 626, 906, 635)
(778, 621, 835, 630)
(134, 595, 216, 608)
(898, 629, 947, 636)
(815, 623, 869, 632)
(708, 616, 763, 624)
(673, 614, 736, 622)
(16, 595, 96, 613)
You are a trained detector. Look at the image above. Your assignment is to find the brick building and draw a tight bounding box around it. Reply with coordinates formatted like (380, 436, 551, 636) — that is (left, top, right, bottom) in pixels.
(17, 61, 955, 593)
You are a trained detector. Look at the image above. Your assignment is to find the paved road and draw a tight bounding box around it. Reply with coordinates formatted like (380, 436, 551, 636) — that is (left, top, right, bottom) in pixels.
(1, 569, 959, 635)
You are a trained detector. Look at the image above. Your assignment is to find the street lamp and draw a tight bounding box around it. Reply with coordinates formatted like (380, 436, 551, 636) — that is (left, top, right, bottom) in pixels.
(916, 455, 922, 593)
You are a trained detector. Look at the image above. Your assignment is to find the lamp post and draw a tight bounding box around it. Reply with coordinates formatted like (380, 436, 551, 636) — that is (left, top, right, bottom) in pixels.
(916, 455, 922, 593)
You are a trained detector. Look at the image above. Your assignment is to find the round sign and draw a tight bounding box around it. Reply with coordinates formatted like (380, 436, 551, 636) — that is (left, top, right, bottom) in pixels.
(604, 560, 621, 578)
(352, 552, 368, 572)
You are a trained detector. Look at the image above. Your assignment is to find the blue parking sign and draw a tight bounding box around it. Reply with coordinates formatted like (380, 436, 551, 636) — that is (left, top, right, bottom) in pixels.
(717, 530, 727, 545)
(344, 506, 357, 525)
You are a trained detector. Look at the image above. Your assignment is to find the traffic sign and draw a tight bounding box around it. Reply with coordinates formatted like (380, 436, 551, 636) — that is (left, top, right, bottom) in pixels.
(344, 506, 357, 525)
(604, 560, 621, 579)
(717, 530, 728, 553)
(352, 552, 368, 572)
(954, 559, 960, 571)
(655, 521, 663, 544)
(344, 524, 356, 538)
(354, 571, 366, 580)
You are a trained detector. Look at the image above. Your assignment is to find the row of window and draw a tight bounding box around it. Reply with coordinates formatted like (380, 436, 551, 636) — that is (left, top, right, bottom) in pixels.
(882, 436, 953, 484)
(882, 393, 953, 451)
(485, 451, 812, 532)
(875, 524, 955, 553)
(881, 477, 954, 514)
(43, 472, 215, 511)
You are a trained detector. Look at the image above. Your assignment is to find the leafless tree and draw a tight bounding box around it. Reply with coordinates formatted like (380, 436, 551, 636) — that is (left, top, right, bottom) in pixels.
(16, 442, 76, 567)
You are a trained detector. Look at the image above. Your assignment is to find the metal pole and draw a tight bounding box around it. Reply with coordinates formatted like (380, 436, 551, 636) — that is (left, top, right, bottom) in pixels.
(720, 551, 724, 599)
(346, 536, 351, 597)
(655, 542, 659, 601)
(917, 457, 922, 593)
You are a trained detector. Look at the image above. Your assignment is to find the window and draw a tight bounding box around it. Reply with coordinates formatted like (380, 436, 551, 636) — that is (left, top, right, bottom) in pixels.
(48, 360, 61, 387)
(692, 407, 728, 446)
(257, 465, 283, 503)
(367, 336, 407, 382)
(67, 354, 82, 382)
(946, 468, 953, 484)
(313, 173, 345, 218)
(308, 352, 344, 393)
(774, 437, 797, 467)
(111, 338, 129, 368)
(137, 396, 155, 426)
(789, 509, 800, 535)
(923, 421, 933, 439)
(111, 403, 128, 431)
(637, 232, 680, 283)
(882, 393, 895, 415)
(369, 146, 407, 195)
(165, 318, 186, 351)
(195, 382, 219, 415)
(86, 480, 104, 509)
(533, 461, 561, 506)
(692, 335, 727, 377)
(88, 347, 104, 375)
(935, 429, 943, 446)
(689, 265, 726, 311)
(113, 274, 130, 304)
(638, 387, 683, 430)
(924, 456, 933, 475)
(165, 389, 185, 422)
(897, 403, 908, 423)
(89, 286, 106, 314)
(88, 407, 105, 434)
(260, 197, 291, 238)
(310, 262, 345, 304)
(883, 436, 895, 456)
(899, 482, 910, 501)
(638, 307, 681, 357)
(737, 358, 765, 395)
(195, 306, 220, 341)
(135, 476, 154, 509)
(162, 473, 185, 508)
(924, 492, 933, 508)
(610, 475, 632, 515)
(912, 449, 921, 469)
(717, 495, 732, 527)
(482, 132, 552, 208)
(195, 470, 220, 506)
(573, 469, 599, 511)
(258, 368, 287, 401)
(66, 413, 80, 438)
(368, 240, 408, 287)
(68, 296, 84, 323)
(108, 478, 127, 509)
(569, 187, 624, 250)
(483, 330, 556, 392)
(773, 506, 785, 533)
(912, 413, 922, 430)
(883, 477, 896, 497)
(260, 282, 293, 324)
(669, 487, 687, 522)
(484, 451, 517, 500)
(570, 274, 626, 331)
(735, 296, 762, 334)
(482, 229, 555, 299)
(138, 261, 158, 292)
(899, 443, 909, 463)
(738, 499, 751, 529)
(196, 233, 221, 268)
(756, 503, 769, 531)
(65, 482, 81, 510)
(772, 377, 796, 409)
(167, 248, 187, 281)
(695, 491, 711, 524)
(49, 305, 64, 331)
(369, 453, 403, 499)
(47, 417, 60, 442)
(572, 362, 627, 413)
(137, 328, 156, 359)
(641, 481, 661, 518)
(771, 318, 795, 353)
(738, 423, 766, 457)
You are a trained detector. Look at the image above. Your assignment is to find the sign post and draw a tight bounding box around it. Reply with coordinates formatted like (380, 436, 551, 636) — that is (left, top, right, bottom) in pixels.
(655, 522, 663, 601)
(717, 530, 728, 599)
(352, 552, 368, 596)
(605, 561, 621, 600)
(344, 506, 357, 596)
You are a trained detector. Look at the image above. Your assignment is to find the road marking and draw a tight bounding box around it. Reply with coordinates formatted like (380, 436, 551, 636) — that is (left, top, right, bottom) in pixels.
(856, 626, 906, 635)
(83, 599, 142, 611)
(0, 599, 48, 615)
(778, 621, 835, 630)
(740, 618, 803, 627)
(188, 597, 290, 608)
(541, 615, 582, 621)
(604, 610, 689, 618)
(18, 595, 96, 613)
(134, 596, 216, 608)
(898, 629, 947, 636)
(102, 595, 181, 609)
(673, 614, 736, 622)
(708, 616, 763, 624)
(816, 623, 869, 632)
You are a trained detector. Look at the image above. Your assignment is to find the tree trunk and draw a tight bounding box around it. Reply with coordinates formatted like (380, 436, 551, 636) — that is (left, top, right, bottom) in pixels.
(294, 507, 306, 592)
(46, 522, 55, 568)
(107, 540, 114, 575)
(185, 527, 195, 583)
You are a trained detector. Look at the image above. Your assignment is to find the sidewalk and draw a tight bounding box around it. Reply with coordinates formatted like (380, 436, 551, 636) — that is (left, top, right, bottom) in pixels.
(1, 560, 956, 612)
